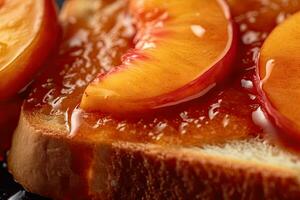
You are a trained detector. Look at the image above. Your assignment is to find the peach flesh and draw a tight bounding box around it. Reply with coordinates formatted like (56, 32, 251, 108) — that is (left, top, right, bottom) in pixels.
(0, 0, 59, 100)
(20, 0, 263, 147)
(257, 11, 300, 144)
(81, 0, 237, 114)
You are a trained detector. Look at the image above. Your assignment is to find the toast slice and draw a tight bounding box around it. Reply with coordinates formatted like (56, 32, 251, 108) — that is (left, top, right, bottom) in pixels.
(8, 0, 300, 199)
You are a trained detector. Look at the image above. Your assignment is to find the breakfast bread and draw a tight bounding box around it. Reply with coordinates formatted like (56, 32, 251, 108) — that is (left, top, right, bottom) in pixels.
(8, 0, 300, 199)
(8, 110, 300, 199)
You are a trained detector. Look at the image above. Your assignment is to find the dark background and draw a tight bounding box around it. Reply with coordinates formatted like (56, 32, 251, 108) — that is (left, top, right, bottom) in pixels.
(57, 0, 64, 7)
(0, 1, 64, 199)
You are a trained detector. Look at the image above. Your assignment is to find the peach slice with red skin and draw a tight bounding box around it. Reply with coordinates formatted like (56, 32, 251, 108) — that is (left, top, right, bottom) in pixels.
(81, 0, 237, 114)
(0, 0, 59, 100)
(257, 11, 300, 143)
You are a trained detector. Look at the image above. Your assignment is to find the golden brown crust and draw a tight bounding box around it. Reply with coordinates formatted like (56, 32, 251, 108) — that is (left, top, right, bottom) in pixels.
(8, 108, 300, 200)
(8, 0, 300, 199)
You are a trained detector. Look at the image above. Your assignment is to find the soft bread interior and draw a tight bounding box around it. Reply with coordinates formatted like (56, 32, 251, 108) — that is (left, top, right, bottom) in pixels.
(8, 0, 300, 199)
(201, 138, 300, 172)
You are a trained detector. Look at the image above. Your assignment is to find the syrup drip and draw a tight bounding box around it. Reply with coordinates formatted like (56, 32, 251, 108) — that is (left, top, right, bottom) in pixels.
(252, 106, 277, 136)
(260, 59, 275, 86)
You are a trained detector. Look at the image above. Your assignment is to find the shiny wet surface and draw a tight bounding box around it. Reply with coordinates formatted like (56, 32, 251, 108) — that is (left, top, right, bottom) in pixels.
(2, 0, 300, 199)
(24, 0, 300, 147)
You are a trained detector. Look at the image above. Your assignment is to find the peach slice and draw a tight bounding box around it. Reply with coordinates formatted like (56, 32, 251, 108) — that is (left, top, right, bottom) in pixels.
(257, 12, 300, 143)
(0, 0, 59, 100)
(81, 0, 237, 114)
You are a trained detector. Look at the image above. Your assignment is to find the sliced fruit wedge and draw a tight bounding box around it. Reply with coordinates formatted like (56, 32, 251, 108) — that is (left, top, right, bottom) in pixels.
(81, 0, 237, 114)
(0, 0, 59, 100)
(257, 11, 300, 142)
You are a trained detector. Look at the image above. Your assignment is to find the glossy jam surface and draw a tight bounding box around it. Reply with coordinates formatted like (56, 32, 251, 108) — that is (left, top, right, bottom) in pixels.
(24, 0, 300, 146)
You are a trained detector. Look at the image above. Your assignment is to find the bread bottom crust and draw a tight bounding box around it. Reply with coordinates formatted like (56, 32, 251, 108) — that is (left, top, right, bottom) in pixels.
(8, 110, 300, 200)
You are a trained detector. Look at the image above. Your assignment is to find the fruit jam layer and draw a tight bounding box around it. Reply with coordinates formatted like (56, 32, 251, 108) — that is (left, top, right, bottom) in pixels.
(25, 0, 300, 146)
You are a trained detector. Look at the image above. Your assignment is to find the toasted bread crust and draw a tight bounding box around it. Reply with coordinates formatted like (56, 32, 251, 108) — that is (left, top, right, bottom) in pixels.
(8, 108, 300, 200)
(8, 0, 300, 199)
